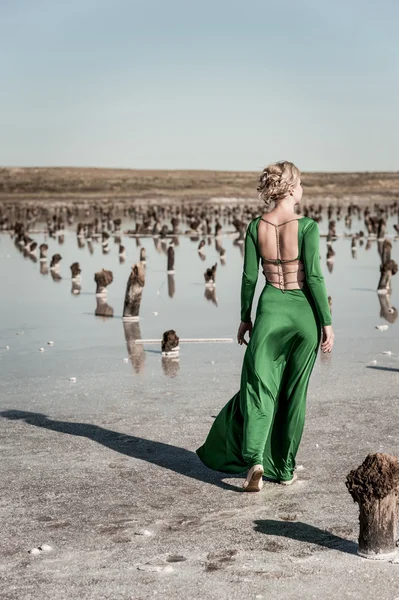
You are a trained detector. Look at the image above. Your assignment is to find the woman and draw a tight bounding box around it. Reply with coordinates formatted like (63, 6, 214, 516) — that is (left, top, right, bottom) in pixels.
(196, 161, 334, 492)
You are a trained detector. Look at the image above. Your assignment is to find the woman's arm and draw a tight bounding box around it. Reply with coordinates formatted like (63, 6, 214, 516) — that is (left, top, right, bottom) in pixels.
(240, 221, 261, 323)
(302, 220, 332, 326)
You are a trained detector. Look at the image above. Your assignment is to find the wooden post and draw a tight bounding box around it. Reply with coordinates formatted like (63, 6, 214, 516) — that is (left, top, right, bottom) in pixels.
(346, 453, 399, 560)
(50, 254, 62, 271)
(123, 262, 145, 320)
(204, 263, 217, 286)
(94, 269, 113, 296)
(95, 297, 114, 318)
(139, 247, 146, 263)
(70, 262, 81, 281)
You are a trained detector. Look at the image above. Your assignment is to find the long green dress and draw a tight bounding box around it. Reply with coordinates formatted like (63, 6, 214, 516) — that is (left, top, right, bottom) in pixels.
(196, 216, 332, 482)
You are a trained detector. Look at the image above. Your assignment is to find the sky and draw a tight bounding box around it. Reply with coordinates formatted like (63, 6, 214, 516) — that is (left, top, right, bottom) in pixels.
(1, 0, 398, 172)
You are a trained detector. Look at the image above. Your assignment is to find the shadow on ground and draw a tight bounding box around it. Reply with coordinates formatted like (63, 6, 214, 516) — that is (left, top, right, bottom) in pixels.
(0, 409, 241, 491)
(254, 519, 358, 555)
(366, 366, 399, 373)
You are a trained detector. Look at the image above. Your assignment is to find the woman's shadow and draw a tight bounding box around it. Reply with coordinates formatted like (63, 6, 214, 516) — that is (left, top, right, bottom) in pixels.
(0, 409, 239, 491)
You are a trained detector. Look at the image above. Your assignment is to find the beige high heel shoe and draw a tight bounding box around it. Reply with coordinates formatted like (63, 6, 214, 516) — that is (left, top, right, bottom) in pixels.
(242, 464, 264, 492)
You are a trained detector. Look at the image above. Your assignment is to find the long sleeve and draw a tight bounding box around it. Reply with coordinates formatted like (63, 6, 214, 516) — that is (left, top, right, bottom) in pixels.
(240, 221, 261, 322)
(302, 220, 332, 326)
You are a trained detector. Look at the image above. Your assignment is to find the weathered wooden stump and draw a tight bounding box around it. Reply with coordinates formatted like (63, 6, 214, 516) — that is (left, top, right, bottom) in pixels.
(95, 297, 114, 318)
(161, 330, 179, 356)
(204, 263, 217, 286)
(377, 260, 398, 295)
(167, 245, 175, 274)
(70, 262, 81, 281)
(94, 269, 113, 296)
(380, 240, 392, 265)
(377, 218, 386, 241)
(123, 262, 145, 321)
(346, 453, 399, 560)
(328, 220, 337, 240)
(50, 254, 62, 271)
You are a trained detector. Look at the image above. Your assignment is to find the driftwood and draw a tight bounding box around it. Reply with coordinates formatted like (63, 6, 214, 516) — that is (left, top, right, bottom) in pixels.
(377, 260, 398, 294)
(94, 269, 113, 296)
(123, 262, 146, 320)
(346, 453, 399, 560)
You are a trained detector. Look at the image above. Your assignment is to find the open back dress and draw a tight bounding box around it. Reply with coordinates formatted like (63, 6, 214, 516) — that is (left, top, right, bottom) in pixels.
(196, 215, 332, 482)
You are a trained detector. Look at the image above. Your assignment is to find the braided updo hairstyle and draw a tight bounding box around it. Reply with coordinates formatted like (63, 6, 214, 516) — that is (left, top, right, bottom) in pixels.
(257, 161, 300, 207)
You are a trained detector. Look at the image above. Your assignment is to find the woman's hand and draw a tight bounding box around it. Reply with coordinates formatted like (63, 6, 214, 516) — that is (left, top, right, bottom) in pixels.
(237, 321, 252, 346)
(321, 325, 334, 353)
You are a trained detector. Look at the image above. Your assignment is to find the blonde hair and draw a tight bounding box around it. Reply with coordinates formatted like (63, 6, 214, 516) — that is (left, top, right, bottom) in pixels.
(257, 160, 300, 206)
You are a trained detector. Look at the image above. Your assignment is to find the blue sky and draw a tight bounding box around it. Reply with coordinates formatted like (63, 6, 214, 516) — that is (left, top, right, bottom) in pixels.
(1, 0, 398, 171)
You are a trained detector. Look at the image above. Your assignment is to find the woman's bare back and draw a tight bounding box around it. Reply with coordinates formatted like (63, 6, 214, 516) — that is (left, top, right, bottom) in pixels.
(257, 214, 305, 291)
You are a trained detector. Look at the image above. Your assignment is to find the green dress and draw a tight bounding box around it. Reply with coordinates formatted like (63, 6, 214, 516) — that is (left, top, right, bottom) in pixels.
(196, 216, 332, 482)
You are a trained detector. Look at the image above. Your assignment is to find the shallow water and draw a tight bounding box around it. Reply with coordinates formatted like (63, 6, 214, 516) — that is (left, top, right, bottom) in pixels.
(1, 210, 398, 418)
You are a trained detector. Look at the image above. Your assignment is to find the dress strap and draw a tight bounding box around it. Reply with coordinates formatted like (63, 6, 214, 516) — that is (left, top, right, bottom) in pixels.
(259, 217, 299, 227)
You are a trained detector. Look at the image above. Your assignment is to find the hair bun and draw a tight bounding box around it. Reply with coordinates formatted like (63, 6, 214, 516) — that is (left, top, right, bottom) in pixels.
(257, 161, 300, 206)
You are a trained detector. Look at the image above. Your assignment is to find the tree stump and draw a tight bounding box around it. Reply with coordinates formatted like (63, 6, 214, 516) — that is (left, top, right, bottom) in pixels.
(346, 453, 399, 560)
(161, 330, 179, 356)
(50, 254, 62, 271)
(70, 262, 81, 281)
(94, 269, 113, 296)
(95, 297, 114, 318)
(123, 262, 145, 321)
(204, 263, 217, 286)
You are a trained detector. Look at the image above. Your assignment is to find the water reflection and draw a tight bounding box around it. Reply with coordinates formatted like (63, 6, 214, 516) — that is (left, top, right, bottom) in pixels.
(378, 294, 398, 323)
(162, 356, 180, 377)
(123, 321, 145, 374)
(167, 274, 175, 298)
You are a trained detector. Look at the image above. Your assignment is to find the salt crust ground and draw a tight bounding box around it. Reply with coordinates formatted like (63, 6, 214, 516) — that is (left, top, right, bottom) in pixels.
(1, 333, 399, 600)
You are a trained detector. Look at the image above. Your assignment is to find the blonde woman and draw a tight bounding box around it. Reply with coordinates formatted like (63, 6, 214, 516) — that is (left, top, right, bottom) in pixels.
(196, 161, 334, 491)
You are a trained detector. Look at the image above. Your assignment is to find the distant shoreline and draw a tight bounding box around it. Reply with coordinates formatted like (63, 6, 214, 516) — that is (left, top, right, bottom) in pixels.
(0, 167, 398, 205)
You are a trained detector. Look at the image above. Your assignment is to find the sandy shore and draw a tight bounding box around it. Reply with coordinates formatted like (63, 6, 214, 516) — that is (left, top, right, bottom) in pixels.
(0, 167, 398, 205)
